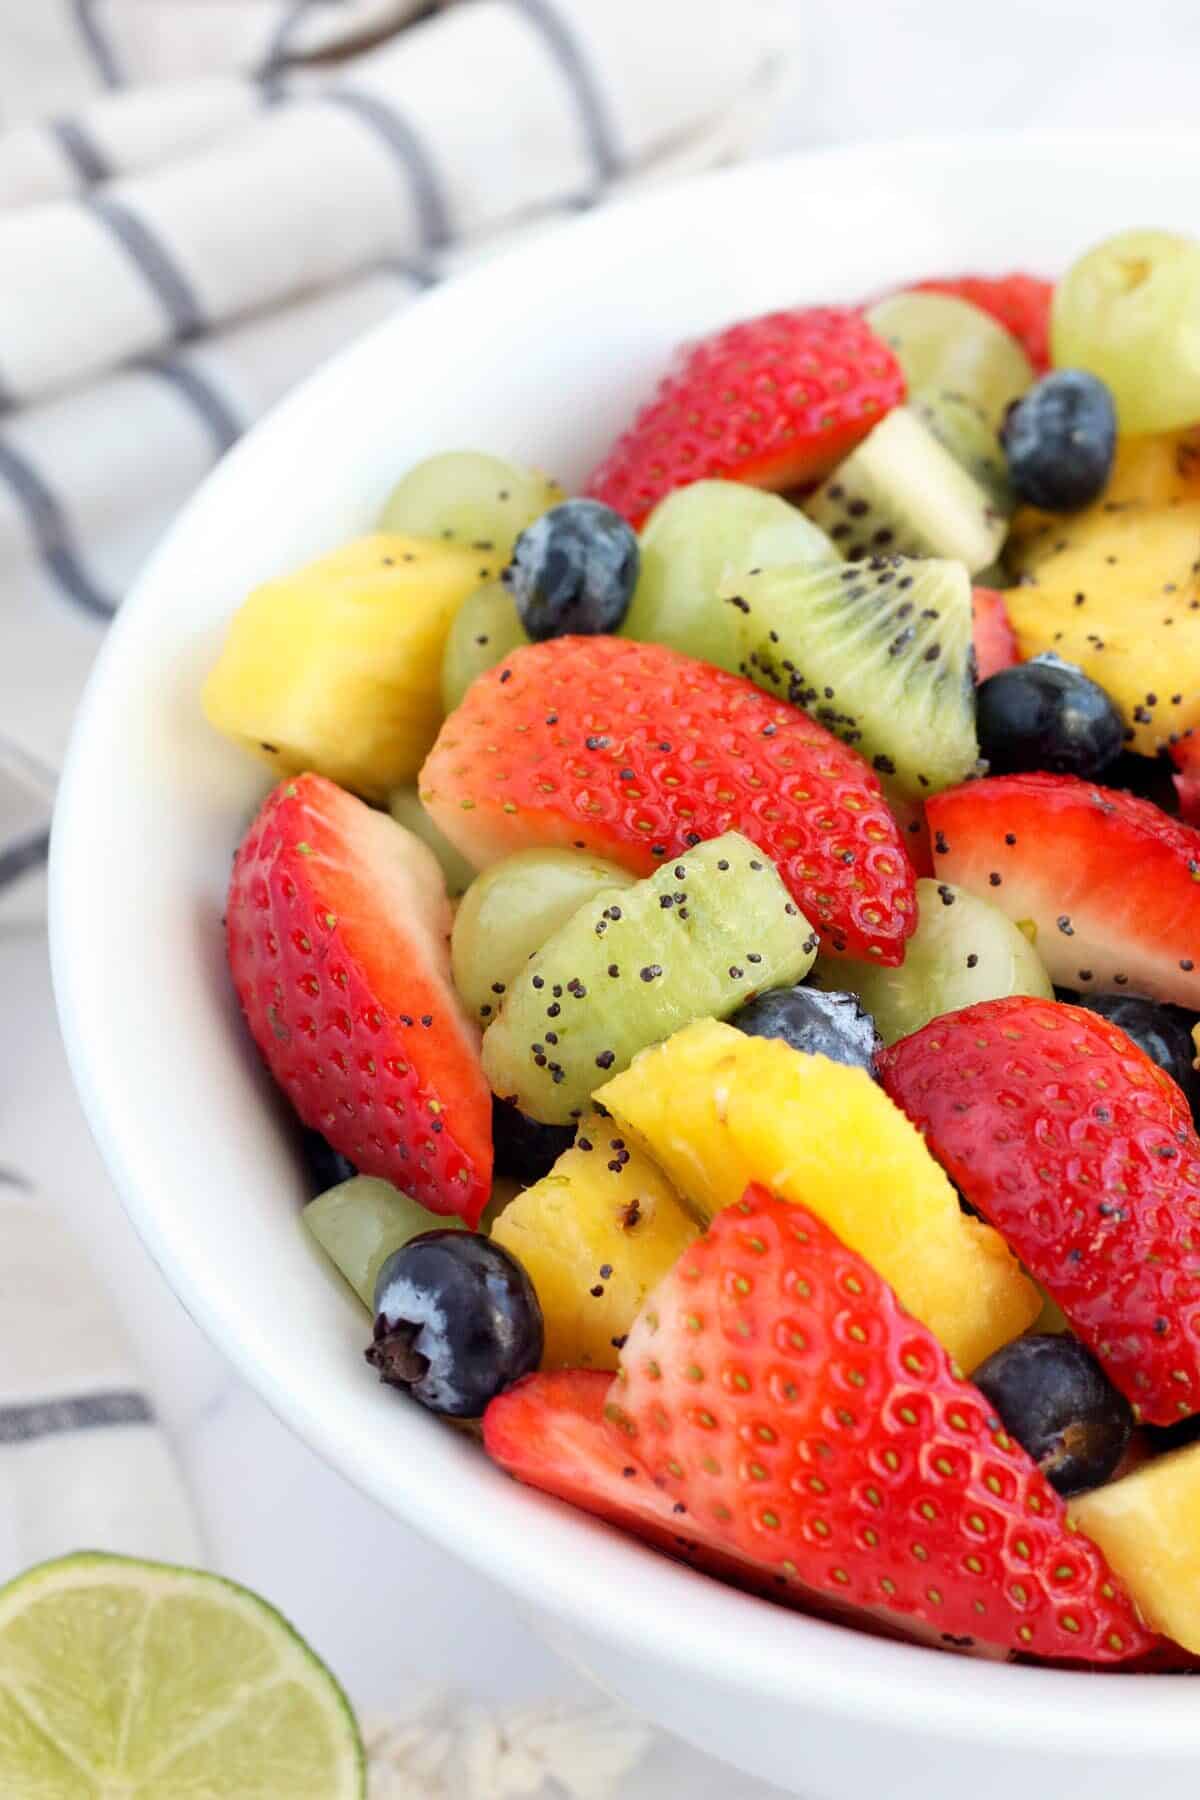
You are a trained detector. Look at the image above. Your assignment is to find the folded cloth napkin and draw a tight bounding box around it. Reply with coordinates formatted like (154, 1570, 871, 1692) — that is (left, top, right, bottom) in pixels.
(0, 0, 795, 924)
(0, 1180, 202, 1574)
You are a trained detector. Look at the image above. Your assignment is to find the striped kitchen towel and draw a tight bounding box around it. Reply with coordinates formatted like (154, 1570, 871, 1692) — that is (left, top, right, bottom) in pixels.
(0, 0, 796, 922)
(0, 1179, 201, 1573)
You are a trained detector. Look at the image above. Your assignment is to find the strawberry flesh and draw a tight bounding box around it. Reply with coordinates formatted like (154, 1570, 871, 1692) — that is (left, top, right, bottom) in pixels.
(226, 773, 492, 1224)
(1169, 732, 1200, 826)
(421, 636, 916, 966)
(607, 1186, 1154, 1662)
(928, 772, 1200, 1008)
(585, 307, 905, 528)
(971, 587, 1019, 683)
(880, 996, 1200, 1427)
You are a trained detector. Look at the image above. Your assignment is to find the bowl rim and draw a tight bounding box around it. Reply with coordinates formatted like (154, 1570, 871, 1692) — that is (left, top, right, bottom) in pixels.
(51, 130, 1200, 1752)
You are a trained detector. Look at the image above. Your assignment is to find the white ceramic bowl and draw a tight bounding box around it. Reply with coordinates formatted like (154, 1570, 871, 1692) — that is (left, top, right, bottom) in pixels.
(52, 134, 1200, 1799)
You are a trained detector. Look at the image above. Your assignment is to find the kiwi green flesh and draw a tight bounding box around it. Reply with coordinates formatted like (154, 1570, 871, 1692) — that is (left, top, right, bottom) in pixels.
(804, 407, 1006, 575)
(725, 553, 980, 804)
(809, 877, 1053, 1045)
(481, 832, 817, 1123)
(910, 387, 1015, 518)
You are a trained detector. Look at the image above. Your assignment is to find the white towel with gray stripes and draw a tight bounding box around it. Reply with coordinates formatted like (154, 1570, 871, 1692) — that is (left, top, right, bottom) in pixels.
(0, 0, 795, 922)
(0, 1183, 201, 1574)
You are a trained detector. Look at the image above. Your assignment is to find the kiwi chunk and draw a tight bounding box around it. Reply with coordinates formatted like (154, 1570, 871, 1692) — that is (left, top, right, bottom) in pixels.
(804, 408, 1006, 574)
(810, 877, 1053, 1044)
(910, 387, 1014, 518)
(724, 554, 979, 803)
(865, 291, 1034, 428)
(481, 832, 817, 1123)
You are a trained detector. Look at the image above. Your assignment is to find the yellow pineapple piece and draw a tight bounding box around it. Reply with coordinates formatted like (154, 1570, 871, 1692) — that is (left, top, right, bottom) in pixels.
(596, 1018, 1039, 1372)
(1004, 501, 1200, 754)
(202, 533, 497, 800)
(1106, 429, 1200, 507)
(1070, 1444, 1200, 1652)
(490, 1113, 698, 1371)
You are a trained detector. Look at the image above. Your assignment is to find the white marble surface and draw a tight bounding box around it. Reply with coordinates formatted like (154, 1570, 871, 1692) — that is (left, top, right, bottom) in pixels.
(11, 7, 1200, 1782)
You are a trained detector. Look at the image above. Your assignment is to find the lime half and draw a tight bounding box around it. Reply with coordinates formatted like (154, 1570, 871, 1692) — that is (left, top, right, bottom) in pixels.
(0, 1553, 364, 1798)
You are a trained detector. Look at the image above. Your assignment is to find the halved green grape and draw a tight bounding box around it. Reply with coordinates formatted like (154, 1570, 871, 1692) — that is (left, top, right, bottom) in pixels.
(452, 849, 635, 1024)
(389, 786, 476, 895)
(440, 579, 530, 712)
(866, 291, 1034, 429)
(305, 1175, 462, 1309)
(1051, 228, 1200, 433)
(810, 876, 1052, 1045)
(378, 451, 564, 563)
(622, 481, 837, 673)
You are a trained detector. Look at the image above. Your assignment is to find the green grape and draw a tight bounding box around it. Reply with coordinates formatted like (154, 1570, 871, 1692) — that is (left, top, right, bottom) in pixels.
(811, 877, 1052, 1045)
(379, 451, 564, 563)
(440, 579, 530, 712)
(865, 291, 1033, 429)
(452, 849, 634, 1024)
(1051, 228, 1200, 433)
(622, 481, 837, 673)
(305, 1175, 462, 1309)
(389, 786, 477, 896)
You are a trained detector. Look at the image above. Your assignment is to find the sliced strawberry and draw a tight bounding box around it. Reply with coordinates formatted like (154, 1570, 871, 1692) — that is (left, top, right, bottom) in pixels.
(226, 773, 492, 1223)
(421, 636, 916, 965)
(1169, 732, 1200, 826)
(880, 996, 1200, 1427)
(485, 1369, 1010, 1656)
(608, 1186, 1153, 1662)
(928, 773, 1200, 1007)
(913, 274, 1053, 372)
(585, 307, 905, 528)
(971, 587, 1019, 682)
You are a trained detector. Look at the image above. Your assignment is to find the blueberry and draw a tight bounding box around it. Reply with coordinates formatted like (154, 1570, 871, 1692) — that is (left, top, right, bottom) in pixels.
(975, 653, 1124, 779)
(1066, 992, 1200, 1125)
(729, 985, 882, 1079)
(973, 1334, 1133, 1496)
(505, 499, 638, 640)
(1001, 369, 1117, 511)
(492, 1096, 574, 1186)
(366, 1231, 543, 1417)
(299, 1127, 355, 1196)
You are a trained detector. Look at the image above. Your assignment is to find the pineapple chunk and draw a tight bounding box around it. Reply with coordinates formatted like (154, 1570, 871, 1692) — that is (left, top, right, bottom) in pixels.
(1005, 501, 1200, 755)
(491, 1113, 698, 1371)
(596, 1018, 1039, 1372)
(1105, 429, 1200, 507)
(202, 533, 496, 799)
(1070, 1444, 1200, 1652)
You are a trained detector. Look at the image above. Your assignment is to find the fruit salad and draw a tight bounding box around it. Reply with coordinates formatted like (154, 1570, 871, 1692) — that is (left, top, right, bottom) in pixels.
(207, 228, 1200, 1670)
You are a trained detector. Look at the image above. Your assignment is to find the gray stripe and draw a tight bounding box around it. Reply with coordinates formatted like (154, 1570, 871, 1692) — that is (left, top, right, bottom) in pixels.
(510, 0, 622, 186)
(376, 255, 439, 290)
(72, 0, 124, 90)
(0, 1391, 154, 1445)
(141, 356, 241, 457)
(51, 115, 113, 187)
(0, 1168, 34, 1192)
(0, 440, 115, 619)
(0, 826, 51, 891)
(324, 89, 452, 250)
(84, 195, 205, 341)
(259, 0, 314, 79)
(0, 371, 17, 415)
